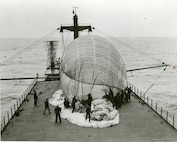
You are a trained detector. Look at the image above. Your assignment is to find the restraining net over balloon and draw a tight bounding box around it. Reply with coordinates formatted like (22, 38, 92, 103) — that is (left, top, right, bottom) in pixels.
(60, 35, 127, 124)
(57, 35, 127, 127)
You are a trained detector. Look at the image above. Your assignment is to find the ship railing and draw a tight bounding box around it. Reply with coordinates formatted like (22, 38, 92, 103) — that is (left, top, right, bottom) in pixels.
(1, 78, 37, 132)
(152, 138, 177, 142)
(128, 82, 177, 130)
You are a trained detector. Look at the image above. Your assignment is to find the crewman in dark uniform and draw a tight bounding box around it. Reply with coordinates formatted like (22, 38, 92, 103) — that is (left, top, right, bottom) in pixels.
(128, 87, 132, 102)
(85, 105, 91, 122)
(33, 90, 38, 107)
(109, 88, 115, 108)
(43, 97, 50, 114)
(54, 105, 61, 123)
(87, 93, 92, 108)
(125, 89, 128, 103)
(120, 90, 124, 104)
(114, 92, 121, 109)
(64, 98, 70, 108)
(72, 96, 77, 113)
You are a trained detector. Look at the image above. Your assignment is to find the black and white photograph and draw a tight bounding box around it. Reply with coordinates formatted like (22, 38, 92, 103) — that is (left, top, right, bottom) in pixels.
(0, 0, 177, 141)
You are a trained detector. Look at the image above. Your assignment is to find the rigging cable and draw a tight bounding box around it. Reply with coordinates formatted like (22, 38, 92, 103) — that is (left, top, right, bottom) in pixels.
(61, 31, 71, 57)
(94, 28, 163, 64)
(142, 65, 168, 98)
(126, 63, 168, 72)
(61, 32, 66, 51)
(0, 29, 60, 66)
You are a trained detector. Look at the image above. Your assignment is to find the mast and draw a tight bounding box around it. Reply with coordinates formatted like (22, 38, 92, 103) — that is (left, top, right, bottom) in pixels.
(60, 8, 92, 39)
(45, 41, 60, 81)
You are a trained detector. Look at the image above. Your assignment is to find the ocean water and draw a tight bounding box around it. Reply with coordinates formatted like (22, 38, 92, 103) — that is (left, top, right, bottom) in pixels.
(0, 37, 177, 121)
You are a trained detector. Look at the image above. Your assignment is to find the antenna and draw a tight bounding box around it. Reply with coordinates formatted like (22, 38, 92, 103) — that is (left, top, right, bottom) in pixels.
(60, 9, 92, 39)
(73, 6, 78, 14)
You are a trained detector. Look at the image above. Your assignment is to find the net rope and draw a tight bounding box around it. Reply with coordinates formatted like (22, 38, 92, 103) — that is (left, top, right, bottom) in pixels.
(61, 35, 127, 90)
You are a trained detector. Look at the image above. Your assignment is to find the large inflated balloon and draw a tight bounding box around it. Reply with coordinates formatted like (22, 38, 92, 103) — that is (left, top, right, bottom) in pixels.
(60, 35, 127, 103)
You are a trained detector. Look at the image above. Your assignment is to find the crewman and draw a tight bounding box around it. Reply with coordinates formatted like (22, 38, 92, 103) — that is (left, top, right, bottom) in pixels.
(33, 90, 38, 107)
(120, 90, 124, 104)
(64, 97, 70, 108)
(109, 88, 115, 108)
(85, 105, 91, 122)
(128, 87, 132, 102)
(43, 97, 50, 114)
(71, 96, 77, 113)
(125, 89, 129, 103)
(87, 93, 92, 108)
(114, 92, 121, 109)
(54, 105, 61, 123)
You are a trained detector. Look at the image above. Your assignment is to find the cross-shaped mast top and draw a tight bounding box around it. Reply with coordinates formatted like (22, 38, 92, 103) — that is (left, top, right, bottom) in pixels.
(60, 8, 92, 39)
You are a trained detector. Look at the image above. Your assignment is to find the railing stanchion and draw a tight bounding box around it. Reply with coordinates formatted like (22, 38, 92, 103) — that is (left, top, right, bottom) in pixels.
(1, 78, 38, 131)
(166, 111, 168, 121)
(151, 99, 153, 108)
(19, 98, 21, 104)
(147, 96, 149, 105)
(126, 83, 177, 130)
(3, 116, 5, 128)
(14, 104, 16, 111)
(17, 100, 18, 108)
(173, 116, 175, 128)
(11, 107, 13, 116)
(140, 91, 142, 98)
(131, 84, 133, 91)
(7, 112, 9, 121)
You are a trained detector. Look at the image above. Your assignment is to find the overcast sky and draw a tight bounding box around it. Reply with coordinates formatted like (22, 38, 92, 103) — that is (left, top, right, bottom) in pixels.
(0, 0, 177, 38)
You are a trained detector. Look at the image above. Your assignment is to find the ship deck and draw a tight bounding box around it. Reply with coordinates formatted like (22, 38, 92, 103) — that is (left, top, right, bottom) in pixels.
(1, 81, 177, 141)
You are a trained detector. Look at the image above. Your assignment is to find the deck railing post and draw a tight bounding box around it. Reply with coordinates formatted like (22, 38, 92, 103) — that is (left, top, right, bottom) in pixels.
(22, 94, 24, 101)
(123, 84, 176, 130)
(17, 100, 19, 108)
(19, 98, 21, 104)
(7, 112, 9, 121)
(24, 90, 27, 97)
(173, 116, 175, 128)
(147, 96, 149, 105)
(11, 107, 13, 116)
(1, 79, 37, 131)
(140, 91, 142, 98)
(3, 116, 5, 128)
(14, 104, 16, 111)
(131, 84, 133, 91)
(23, 93, 25, 100)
